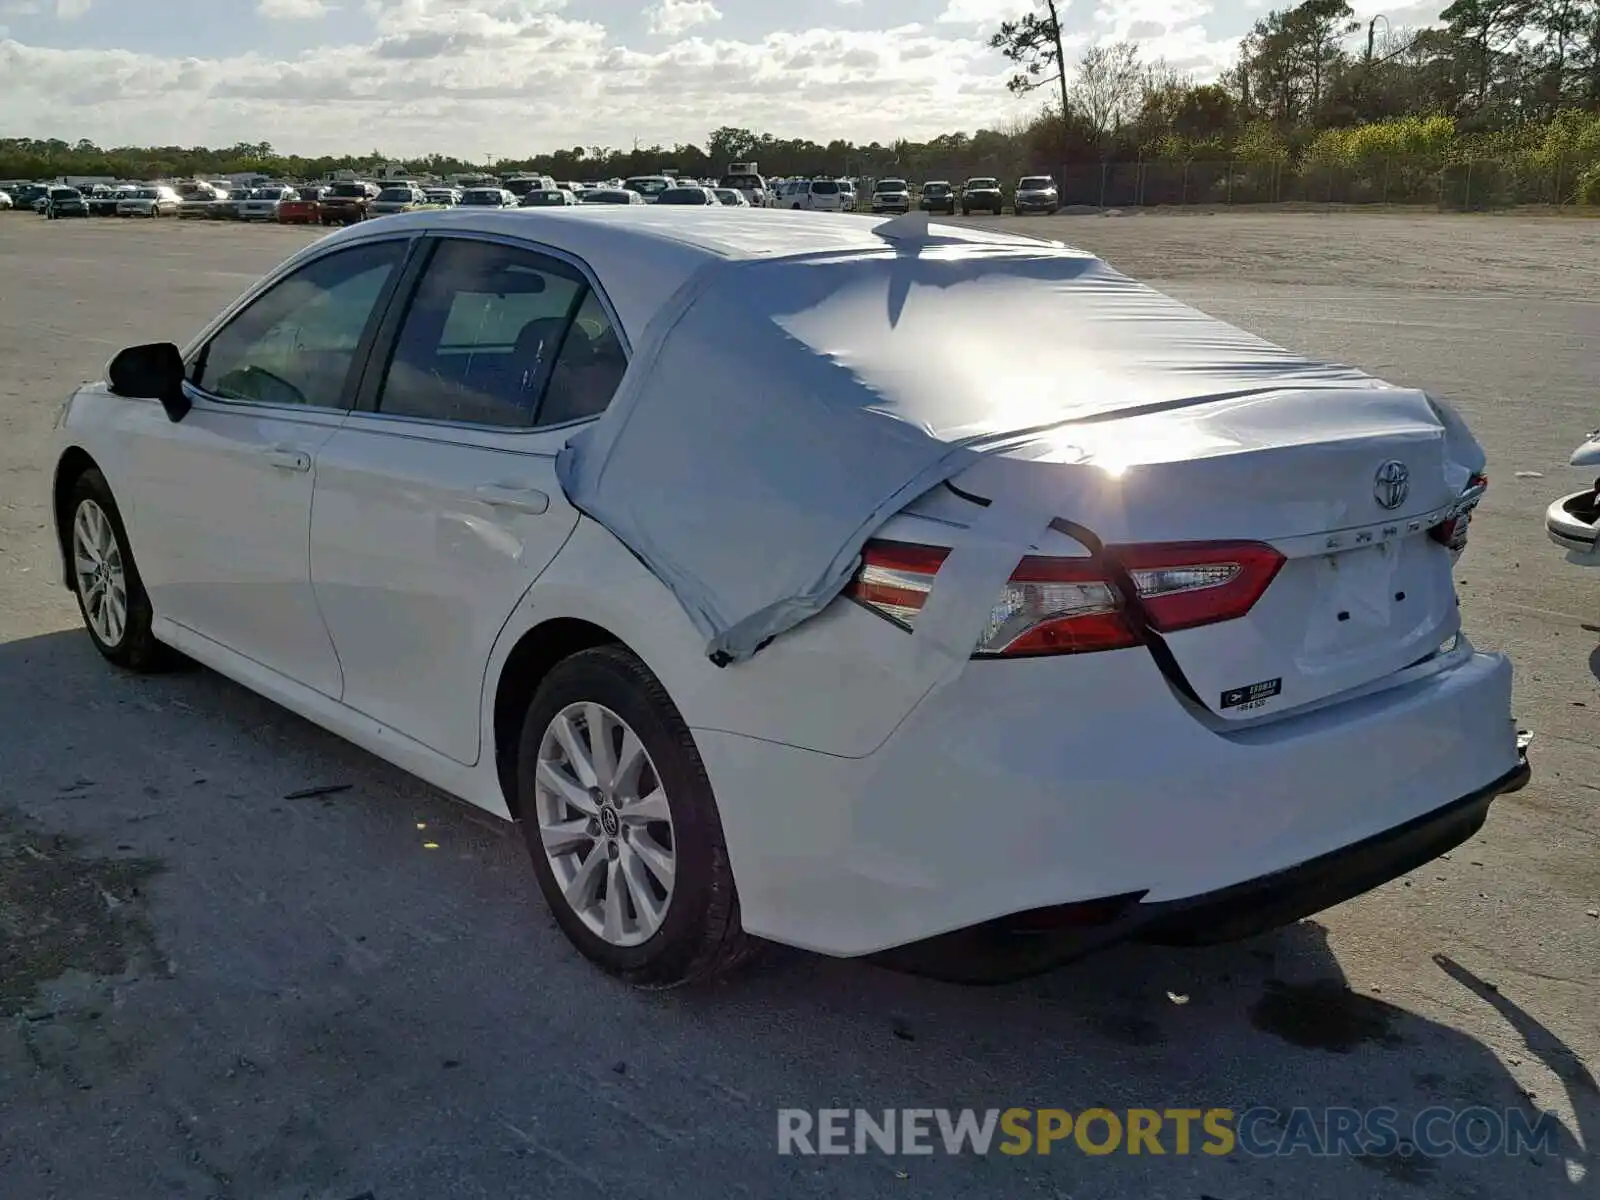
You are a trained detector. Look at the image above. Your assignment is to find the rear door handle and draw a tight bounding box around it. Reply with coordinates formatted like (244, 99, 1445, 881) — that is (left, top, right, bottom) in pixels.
(262, 445, 311, 472)
(474, 484, 550, 515)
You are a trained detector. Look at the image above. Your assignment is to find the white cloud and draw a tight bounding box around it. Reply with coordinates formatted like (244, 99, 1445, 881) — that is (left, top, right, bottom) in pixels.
(258, 0, 331, 17)
(938, 0, 1035, 24)
(644, 0, 721, 37)
(55, 0, 90, 17)
(0, 9, 1043, 156)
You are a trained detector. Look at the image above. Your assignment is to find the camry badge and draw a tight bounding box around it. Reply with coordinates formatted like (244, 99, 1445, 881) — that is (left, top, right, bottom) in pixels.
(1373, 460, 1410, 510)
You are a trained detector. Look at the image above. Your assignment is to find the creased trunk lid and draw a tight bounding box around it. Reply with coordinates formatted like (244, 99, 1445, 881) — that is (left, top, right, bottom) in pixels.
(949, 384, 1484, 720)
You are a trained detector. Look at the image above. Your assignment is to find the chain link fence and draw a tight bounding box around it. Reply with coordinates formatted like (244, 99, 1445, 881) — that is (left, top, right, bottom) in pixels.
(1051, 155, 1598, 211)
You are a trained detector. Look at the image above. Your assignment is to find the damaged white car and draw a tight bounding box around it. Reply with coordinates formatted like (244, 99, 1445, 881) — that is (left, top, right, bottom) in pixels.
(50, 207, 1530, 985)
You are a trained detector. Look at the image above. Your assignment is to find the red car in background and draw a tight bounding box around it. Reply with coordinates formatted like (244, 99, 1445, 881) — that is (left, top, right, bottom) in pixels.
(277, 185, 326, 225)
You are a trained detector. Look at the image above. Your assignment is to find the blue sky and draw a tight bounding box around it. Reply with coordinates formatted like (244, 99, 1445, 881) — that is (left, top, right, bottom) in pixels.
(0, 0, 1443, 155)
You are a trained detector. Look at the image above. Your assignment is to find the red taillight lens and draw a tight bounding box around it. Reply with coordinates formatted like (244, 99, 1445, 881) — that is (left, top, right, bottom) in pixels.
(1430, 472, 1487, 553)
(977, 541, 1285, 658)
(845, 540, 950, 628)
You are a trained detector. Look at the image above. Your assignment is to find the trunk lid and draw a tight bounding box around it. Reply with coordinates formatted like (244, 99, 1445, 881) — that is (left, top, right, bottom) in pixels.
(948, 384, 1484, 721)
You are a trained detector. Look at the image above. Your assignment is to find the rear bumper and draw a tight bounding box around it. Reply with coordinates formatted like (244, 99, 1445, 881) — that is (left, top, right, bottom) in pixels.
(1547, 488, 1600, 562)
(699, 642, 1525, 957)
(1136, 744, 1529, 945)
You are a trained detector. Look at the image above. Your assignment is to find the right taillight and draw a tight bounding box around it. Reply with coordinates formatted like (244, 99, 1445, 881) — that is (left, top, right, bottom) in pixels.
(1430, 472, 1487, 554)
(847, 537, 1284, 658)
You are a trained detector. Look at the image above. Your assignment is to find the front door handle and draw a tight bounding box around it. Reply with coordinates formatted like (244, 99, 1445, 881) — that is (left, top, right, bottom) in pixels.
(262, 445, 311, 472)
(474, 484, 550, 515)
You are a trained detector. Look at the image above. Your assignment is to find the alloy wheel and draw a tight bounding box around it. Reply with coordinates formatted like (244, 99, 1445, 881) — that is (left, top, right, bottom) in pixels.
(533, 702, 676, 947)
(72, 499, 128, 647)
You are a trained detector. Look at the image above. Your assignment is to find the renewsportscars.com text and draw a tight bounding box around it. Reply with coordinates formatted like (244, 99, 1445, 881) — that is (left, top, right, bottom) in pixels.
(776, 1106, 1559, 1158)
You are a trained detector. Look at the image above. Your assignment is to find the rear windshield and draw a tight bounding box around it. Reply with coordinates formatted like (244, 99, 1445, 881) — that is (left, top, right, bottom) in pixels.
(377, 188, 412, 200)
(296, 186, 323, 200)
(875, 180, 907, 193)
(720, 174, 762, 190)
(461, 190, 502, 203)
(625, 177, 671, 196)
(51, 188, 80, 199)
(967, 179, 998, 189)
(328, 183, 367, 197)
(923, 183, 950, 194)
(1020, 177, 1054, 189)
(522, 190, 566, 204)
(810, 181, 839, 195)
(585, 190, 632, 203)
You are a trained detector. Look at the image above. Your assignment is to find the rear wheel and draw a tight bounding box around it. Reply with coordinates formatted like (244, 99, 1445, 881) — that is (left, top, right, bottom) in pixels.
(67, 469, 178, 672)
(516, 646, 760, 987)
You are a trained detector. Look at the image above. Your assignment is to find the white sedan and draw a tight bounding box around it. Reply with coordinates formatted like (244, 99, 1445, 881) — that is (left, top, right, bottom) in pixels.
(50, 208, 1530, 986)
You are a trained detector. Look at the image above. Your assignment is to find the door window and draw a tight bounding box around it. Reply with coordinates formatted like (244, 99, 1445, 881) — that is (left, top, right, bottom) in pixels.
(190, 240, 406, 409)
(375, 238, 627, 429)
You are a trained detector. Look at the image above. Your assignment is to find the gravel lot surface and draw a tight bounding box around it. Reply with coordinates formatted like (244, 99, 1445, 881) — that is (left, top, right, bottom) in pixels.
(1, 211, 1596, 1200)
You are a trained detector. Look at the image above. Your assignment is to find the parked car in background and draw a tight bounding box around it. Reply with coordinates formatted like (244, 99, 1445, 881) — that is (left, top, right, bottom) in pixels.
(177, 183, 221, 219)
(1014, 175, 1060, 215)
(11, 183, 48, 211)
(622, 175, 674, 202)
(919, 181, 957, 215)
(712, 188, 750, 207)
(870, 178, 912, 214)
(116, 186, 181, 218)
(459, 187, 518, 208)
(211, 189, 245, 220)
(87, 186, 134, 217)
(319, 180, 379, 225)
(582, 188, 645, 205)
(520, 188, 577, 207)
(655, 186, 722, 206)
(239, 185, 298, 221)
(0, 190, 12, 211)
(961, 177, 1004, 215)
(503, 174, 558, 200)
(276, 185, 325, 225)
(790, 179, 848, 212)
(369, 185, 429, 217)
(423, 187, 460, 207)
(719, 167, 767, 207)
(43, 187, 90, 218)
(838, 179, 857, 211)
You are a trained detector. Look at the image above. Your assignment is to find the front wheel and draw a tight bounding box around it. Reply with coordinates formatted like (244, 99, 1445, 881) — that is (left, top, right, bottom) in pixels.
(516, 646, 760, 987)
(67, 469, 179, 672)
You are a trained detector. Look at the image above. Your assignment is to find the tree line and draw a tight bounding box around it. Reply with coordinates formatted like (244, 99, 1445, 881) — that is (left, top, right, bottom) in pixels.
(3, 0, 1598, 205)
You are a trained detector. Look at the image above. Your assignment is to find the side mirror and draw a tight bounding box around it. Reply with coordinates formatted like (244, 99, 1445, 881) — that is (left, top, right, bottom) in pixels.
(107, 342, 191, 423)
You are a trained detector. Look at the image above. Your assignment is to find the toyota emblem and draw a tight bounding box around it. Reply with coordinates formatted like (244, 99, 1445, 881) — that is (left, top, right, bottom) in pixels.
(1373, 460, 1410, 510)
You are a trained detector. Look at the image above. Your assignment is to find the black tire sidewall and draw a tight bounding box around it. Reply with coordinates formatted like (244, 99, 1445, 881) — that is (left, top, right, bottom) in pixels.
(515, 648, 735, 983)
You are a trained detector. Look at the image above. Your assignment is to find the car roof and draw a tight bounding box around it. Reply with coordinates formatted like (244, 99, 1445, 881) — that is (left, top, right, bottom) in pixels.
(309, 207, 1057, 341)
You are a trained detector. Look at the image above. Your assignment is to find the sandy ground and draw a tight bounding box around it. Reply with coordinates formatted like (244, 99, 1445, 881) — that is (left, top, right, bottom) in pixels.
(0, 211, 1596, 1200)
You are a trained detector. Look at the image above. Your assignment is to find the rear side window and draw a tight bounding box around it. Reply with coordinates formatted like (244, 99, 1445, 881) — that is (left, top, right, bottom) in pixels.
(810, 181, 838, 195)
(375, 238, 626, 429)
(191, 240, 406, 409)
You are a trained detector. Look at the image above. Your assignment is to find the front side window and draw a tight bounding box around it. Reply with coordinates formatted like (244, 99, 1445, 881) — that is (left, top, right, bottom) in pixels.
(190, 240, 406, 409)
(376, 238, 625, 429)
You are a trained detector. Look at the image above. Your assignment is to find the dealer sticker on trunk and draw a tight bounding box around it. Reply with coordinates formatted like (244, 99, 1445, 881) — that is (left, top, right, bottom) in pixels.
(1220, 677, 1283, 711)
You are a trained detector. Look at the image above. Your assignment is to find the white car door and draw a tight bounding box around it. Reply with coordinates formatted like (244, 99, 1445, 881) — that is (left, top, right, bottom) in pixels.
(308, 233, 630, 765)
(123, 237, 412, 697)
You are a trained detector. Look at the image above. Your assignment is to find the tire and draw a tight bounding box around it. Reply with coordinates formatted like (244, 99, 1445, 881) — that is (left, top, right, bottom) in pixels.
(66, 469, 179, 673)
(515, 645, 761, 987)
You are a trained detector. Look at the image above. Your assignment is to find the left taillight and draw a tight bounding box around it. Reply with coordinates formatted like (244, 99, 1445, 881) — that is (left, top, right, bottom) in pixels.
(844, 540, 951, 629)
(975, 541, 1284, 657)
